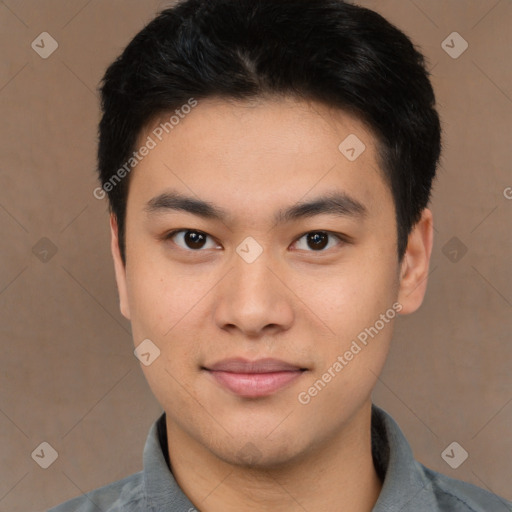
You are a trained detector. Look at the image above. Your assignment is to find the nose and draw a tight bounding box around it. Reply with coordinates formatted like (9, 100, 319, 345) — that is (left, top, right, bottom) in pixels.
(213, 250, 295, 338)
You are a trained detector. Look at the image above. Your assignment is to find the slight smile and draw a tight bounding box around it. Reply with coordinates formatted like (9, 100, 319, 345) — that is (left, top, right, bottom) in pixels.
(202, 358, 309, 398)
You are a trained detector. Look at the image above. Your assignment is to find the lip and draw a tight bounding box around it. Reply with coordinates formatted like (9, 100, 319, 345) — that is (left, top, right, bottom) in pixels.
(203, 358, 307, 398)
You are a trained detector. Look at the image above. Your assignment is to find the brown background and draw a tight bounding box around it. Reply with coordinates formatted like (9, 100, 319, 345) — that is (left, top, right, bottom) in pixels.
(0, 1, 511, 510)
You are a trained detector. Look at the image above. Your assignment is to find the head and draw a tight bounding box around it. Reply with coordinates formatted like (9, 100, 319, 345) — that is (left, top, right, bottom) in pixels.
(97, 0, 440, 467)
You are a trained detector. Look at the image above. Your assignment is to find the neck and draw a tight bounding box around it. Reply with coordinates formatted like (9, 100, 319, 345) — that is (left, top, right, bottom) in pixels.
(166, 400, 382, 512)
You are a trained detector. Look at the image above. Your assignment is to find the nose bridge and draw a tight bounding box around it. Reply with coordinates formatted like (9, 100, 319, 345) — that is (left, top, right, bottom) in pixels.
(213, 240, 294, 334)
(230, 243, 279, 302)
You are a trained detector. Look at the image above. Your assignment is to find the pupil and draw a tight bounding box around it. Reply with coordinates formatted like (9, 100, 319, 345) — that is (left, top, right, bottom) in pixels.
(308, 232, 328, 250)
(186, 231, 206, 249)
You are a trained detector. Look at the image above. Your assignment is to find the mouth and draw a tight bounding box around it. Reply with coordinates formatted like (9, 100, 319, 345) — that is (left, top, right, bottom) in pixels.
(202, 358, 308, 398)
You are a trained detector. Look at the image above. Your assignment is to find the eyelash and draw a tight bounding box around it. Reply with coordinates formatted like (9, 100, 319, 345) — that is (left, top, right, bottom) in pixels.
(162, 229, 348, 253)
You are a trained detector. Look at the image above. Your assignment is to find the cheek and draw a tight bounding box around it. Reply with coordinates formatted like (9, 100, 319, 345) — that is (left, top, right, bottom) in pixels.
(300, 244, 399, 398)
(125, 259, 213, 391)
(300, 252, 398, 336)
(126, 275, 166, 339)
(126, 262, 205, 413)
(296, 265, 397, 418)
(125, 257, 199, 338)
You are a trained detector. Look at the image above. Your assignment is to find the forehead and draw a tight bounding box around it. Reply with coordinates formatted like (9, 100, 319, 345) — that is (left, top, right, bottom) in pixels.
(128, 96, 391, 222)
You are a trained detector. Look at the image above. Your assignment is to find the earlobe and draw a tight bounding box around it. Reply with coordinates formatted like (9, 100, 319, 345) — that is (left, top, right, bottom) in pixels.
(397, 208, 434, 315)
(110, 214, 131, 320)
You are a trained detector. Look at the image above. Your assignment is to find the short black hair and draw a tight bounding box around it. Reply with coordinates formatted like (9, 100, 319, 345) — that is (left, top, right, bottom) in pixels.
(98, 0, 441, 265)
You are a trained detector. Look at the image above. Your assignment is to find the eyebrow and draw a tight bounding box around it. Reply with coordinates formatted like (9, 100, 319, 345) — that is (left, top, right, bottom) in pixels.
(144, 189, 367, 224)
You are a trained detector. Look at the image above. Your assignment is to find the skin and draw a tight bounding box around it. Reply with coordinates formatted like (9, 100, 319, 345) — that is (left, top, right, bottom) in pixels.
(110, 96, 433, 511)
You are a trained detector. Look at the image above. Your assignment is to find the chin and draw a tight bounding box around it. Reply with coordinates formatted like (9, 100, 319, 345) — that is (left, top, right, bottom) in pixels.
(210, 433, 309, 470)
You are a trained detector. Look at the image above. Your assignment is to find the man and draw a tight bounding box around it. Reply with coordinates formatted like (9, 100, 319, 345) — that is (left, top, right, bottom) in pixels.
(49, 0, 511, 510)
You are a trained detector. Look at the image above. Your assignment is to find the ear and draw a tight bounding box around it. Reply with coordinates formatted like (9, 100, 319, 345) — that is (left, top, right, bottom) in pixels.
(110, 214, 131, 320)
(397, 208, 434, 314)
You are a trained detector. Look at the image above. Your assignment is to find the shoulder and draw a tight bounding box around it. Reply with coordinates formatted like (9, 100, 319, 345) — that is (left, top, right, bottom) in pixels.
(46, 470, 145, 512)
(421, 464, 512, 512)
(371, 405, 511, 512)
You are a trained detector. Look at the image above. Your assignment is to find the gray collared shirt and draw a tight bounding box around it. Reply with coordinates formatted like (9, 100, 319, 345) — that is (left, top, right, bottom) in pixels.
(47, 405, 511, 511)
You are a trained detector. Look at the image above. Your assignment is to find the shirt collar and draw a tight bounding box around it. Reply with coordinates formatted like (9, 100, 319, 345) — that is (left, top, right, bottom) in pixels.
(370, 404, 439, 510)
(142, 404, 438, 511)
(142, 413, 197, 511)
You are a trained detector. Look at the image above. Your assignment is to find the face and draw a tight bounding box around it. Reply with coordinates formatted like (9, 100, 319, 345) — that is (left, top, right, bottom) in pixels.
(111, 96, 432, 467)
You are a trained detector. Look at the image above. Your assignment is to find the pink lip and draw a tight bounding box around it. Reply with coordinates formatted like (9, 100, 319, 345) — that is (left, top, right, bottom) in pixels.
(204, 358, 307, 398)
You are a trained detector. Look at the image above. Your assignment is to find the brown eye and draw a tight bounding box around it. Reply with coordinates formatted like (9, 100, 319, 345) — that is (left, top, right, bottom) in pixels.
(307, 232, 328, 250)
(166, 230, 219, 250)
(183, 231, 207, 249)
(293, 231, 343, 252)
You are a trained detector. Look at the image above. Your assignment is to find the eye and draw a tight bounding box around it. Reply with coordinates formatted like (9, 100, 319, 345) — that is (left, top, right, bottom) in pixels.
(292, 231, 345, 252)
(163, 229, 346, 253)
(164, 229, 220, 251)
